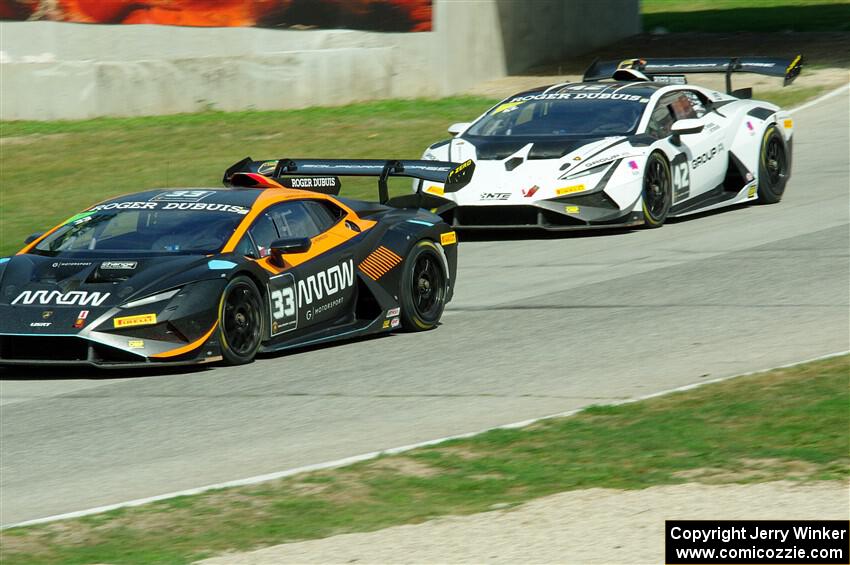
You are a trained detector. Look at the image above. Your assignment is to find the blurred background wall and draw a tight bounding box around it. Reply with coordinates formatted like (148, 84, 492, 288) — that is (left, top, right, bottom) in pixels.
(0, 0, 639, 120)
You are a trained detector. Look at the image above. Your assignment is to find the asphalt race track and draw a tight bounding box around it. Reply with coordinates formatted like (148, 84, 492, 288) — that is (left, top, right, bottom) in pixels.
(1, 88, 848, 526)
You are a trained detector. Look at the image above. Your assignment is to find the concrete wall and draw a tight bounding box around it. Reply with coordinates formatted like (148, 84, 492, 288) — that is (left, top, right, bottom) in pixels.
(493, 0, 642, 74)
(0, 0, 639, 120)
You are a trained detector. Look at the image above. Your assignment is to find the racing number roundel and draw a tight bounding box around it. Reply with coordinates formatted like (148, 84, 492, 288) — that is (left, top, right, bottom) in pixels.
(268, 273, 297, 336)
(671, 153, 690, 204)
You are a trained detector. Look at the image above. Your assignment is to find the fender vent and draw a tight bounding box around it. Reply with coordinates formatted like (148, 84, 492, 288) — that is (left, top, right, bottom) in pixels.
(505, 157, 523, 171)
(354, 278, 382, 322)
(359, 246, 402, 280)
(723, 152, 751, 192)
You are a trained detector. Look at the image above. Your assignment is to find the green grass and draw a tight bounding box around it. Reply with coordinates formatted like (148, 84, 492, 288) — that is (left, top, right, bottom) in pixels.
(642, 0, 850, 32)
(0, 97, 495, 255)
(1, 355, 847, 565)
(755, 84, 832, 107)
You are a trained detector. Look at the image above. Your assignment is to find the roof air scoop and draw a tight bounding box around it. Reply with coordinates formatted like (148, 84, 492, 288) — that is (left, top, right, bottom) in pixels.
(613, 68, 650, 82)
(505, 157, 523, 171)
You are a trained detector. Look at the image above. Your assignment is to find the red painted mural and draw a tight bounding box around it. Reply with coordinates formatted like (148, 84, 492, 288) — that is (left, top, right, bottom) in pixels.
(0, 0, 432, 31)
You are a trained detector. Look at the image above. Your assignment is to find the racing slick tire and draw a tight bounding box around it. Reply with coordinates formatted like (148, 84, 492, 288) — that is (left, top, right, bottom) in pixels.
(399, 239, 449, 332)
(757, 125, 789, 204)
(641, 151, 672, 228)
(219, 275, 264, 365)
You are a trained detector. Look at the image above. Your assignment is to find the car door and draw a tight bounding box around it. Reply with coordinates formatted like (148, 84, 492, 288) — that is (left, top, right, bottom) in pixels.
(249, 200, 357, 338)
(647, 90, 727, 205)
(680, 89, 728, 195)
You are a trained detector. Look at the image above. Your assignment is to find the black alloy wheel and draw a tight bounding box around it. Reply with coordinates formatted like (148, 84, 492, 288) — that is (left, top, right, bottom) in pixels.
(400, 240, 448, 331)
(757, 125, 789, 204)
(220, 276, 263, 365)
(642, 152, 672, 228)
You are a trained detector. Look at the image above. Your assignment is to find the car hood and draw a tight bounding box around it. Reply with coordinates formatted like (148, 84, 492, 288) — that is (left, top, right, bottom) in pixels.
(455, 135, 614, 161)
(438, 135, 641, 201)
(0, 254, 216, 309)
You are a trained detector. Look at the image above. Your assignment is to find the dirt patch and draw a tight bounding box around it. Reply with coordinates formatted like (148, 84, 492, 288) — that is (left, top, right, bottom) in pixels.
(199, 480, 850, 565)
(469, 473, 507, 481)
(674, 458, 823, 483)
(290, 481, 331, 497)
(368, 457, 440, 478)
(0, 133, 69, 146)
(303, 472, 374, 505)
(1, 489, 281, 555)
(0, 527, 50, 556)
(432, 446, 485, 461)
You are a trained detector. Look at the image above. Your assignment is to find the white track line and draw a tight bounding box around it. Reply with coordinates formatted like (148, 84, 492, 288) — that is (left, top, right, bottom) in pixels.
(3, 83, 848, 532)
(3, 349, 847, 530)
(789, 82, 849, 114)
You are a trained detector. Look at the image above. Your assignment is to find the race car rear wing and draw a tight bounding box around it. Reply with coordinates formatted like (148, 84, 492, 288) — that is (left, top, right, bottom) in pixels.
(223, 157, 474, 204)
(583, 56, 803, 94)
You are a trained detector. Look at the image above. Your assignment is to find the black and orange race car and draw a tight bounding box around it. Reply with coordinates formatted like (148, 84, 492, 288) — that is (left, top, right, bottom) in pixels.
(0, 157, 473, 367)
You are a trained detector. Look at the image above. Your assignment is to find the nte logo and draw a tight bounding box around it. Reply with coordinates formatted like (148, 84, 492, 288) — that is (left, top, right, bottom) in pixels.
(480, 192, 511, 201)
(11, 290, 111, 307)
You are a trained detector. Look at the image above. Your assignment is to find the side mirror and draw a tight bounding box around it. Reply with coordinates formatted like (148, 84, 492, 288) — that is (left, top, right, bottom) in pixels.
(447, 122, 470, 136)
(24, 232, 43, 245)
(670, 119, 704, 145)
(269, 237, 311, 266)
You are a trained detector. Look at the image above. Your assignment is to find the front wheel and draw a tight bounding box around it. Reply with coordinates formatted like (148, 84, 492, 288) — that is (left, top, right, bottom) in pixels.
(399, 240, 449, 331)
(219, 275, 264, 365)
(757, 125, 789, 204)
(641, 152, 672, 228)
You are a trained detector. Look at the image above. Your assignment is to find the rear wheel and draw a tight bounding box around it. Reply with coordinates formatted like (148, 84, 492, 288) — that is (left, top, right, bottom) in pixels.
(399, 240, 448, 331)
(641, 152, 672, 228)
(219, 275, 263, 365)
(757, 125, 789, 204)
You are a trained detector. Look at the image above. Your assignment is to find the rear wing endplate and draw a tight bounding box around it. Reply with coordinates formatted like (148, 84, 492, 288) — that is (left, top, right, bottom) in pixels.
(583, 56, 803, 94)
(223, 157, 475, 204)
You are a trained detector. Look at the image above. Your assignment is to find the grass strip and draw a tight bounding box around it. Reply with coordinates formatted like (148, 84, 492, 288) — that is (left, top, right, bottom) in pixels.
(1, 355, 847, 564)
(642, 0, 850, 32)
(0, 97, 495, 255)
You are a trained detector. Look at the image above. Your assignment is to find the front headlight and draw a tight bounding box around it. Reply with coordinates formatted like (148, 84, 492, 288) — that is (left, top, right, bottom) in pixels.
(121, 288, 181, 309)
(561, 161, 613, 180)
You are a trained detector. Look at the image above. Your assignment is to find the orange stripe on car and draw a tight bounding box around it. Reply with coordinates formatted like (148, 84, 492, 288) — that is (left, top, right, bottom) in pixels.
(223, 189, 375, 255)
(359, 246, 402, 280)
(360, 266, 381, 280)
(222, 189, 376, 274)
(370, 254, 395, 269)
(151, 322, 218, 359)
(377, 247, 401, 261)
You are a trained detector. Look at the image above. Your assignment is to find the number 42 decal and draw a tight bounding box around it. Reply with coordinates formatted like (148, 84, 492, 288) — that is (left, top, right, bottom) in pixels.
(671, 156, 690, 203)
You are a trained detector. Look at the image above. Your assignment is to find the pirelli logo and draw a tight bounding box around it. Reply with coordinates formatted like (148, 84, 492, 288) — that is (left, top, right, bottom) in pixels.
(113, 313, 157, 328)
(359, 246, 402, 280)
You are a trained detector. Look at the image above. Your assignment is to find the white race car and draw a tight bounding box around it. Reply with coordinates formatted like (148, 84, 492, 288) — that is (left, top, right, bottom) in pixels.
(417, 56, 803, 230)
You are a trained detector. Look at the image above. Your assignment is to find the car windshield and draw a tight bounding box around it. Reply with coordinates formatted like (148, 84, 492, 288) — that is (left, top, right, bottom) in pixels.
(33, 205, 246, 256)
(466, 96, 647, 137)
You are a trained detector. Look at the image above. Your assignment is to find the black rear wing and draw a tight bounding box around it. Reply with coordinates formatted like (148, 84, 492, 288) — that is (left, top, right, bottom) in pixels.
(223, 157, 474, 204)
(583, 56, 803, 94)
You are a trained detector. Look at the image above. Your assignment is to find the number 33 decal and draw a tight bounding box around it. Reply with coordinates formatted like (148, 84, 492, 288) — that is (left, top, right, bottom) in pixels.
(268, 273, 297, 336)
(271, 288, 295, 318)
